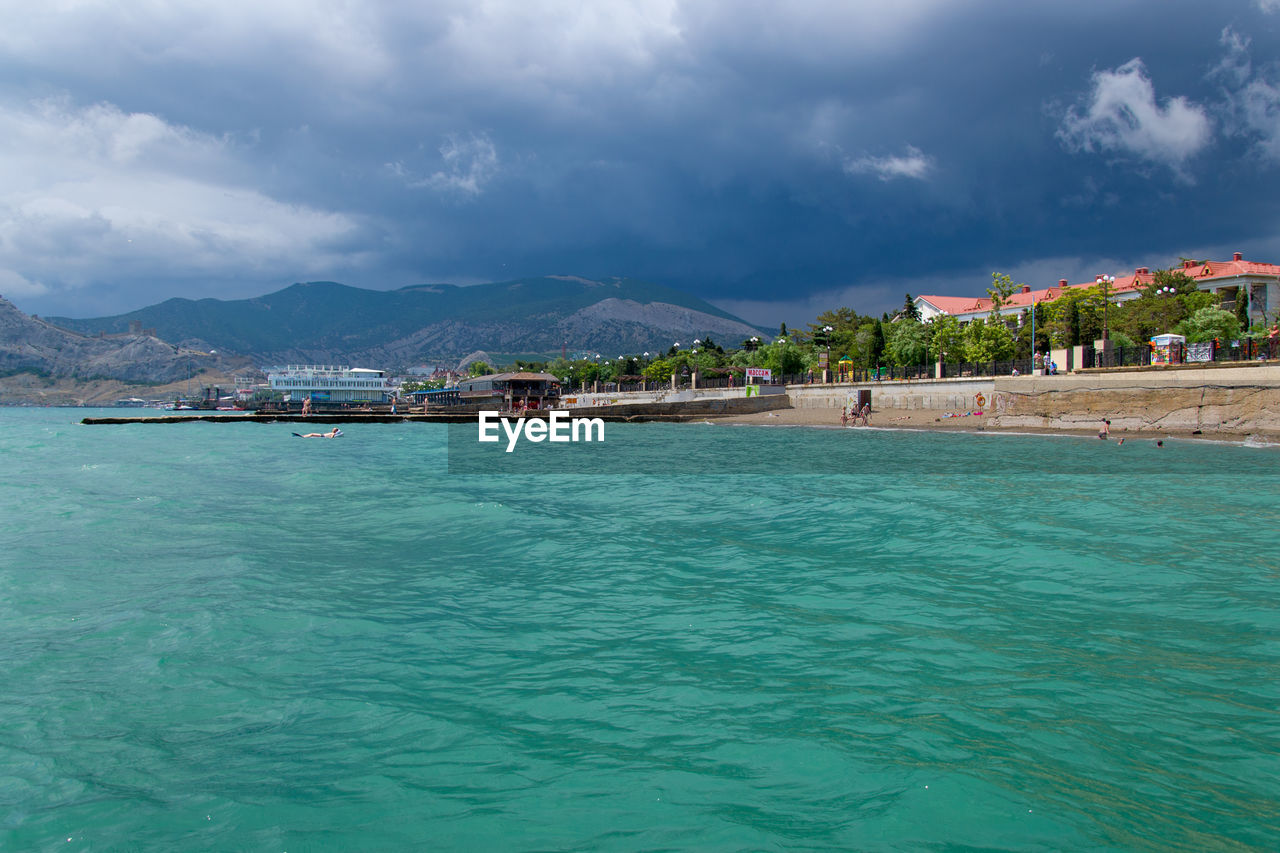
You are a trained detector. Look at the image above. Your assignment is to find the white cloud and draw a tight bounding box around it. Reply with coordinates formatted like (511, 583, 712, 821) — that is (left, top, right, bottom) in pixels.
(1212, 29, 1280, 163)
(0, 268, 46, 298)
(414, 134, 500, 197)
(0, 97, 360, 303)
(842, 145, 933, 181)
(1058, 58, 1211, 178)
(1258, 0, 1280, 13)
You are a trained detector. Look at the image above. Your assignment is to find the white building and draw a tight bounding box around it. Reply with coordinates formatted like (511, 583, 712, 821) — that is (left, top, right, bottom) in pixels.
(266, 365, 391, 403)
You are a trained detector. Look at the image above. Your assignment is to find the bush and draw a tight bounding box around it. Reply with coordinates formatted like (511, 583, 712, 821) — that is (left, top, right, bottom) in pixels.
(1177, 307, 1239, 344)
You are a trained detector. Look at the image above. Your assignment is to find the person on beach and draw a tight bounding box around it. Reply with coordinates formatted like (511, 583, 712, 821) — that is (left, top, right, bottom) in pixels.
(860, 403, 871, 426)
(1270, 323, 1278, 358)
(301, 397, 312, 415)
(841, 407, 848, 427)
(1099, 418, 1110, 439)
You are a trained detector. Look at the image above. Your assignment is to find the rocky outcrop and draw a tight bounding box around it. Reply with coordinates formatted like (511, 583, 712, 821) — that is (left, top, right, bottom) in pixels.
(0, 296, 252, 385)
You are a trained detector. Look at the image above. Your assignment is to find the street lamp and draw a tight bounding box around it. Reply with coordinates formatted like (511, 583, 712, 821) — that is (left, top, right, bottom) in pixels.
(820, 325, 833, 382)
(1157, 285, 1177, 333)
(1096, 275, 1116, 341)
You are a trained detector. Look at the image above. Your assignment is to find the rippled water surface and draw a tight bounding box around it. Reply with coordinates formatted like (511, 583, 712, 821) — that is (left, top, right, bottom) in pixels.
(2, 409, 1278, 851)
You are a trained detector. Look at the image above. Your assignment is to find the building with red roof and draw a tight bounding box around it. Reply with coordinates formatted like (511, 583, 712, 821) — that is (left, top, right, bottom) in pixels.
(915, 253, 1278, 325)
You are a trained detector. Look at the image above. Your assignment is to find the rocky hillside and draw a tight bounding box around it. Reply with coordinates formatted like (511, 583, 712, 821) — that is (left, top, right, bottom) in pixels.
(0, 296, 252, 384)
(46, 276, 768, 367)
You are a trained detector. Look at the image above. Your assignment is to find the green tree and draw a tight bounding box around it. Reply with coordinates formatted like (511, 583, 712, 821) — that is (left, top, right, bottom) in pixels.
(869, 320, 886, 365)
(1235, 287, 1250, 330)
(901, 293, 922, 322)
(762, 337, 806, 375)
(929, 315, 963, 363)
(1043, 287, 1105, 347)
(642, 357, 675, 382)
(885, 318, 930, 365)
(467, 360, 493, 377)
(1113, 269, 1204, 341)
(961, 317, 1015, 362)
(1178, 307, 1239, 343)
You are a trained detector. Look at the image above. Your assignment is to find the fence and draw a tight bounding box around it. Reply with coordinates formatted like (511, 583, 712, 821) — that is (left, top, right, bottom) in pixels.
(1081, 339, 1275, 369)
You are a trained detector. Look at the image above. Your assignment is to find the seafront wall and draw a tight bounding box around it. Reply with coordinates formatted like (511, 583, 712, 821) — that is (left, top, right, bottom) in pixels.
(787, 378, 994, 412)
(989, 365, 1280, 434)
(561, 385, 785, 409)
(564, 391, 791, 419)
(783, 364, 1280, 435)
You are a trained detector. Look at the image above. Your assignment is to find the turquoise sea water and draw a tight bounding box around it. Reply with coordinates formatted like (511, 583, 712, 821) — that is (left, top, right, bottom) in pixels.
(2, 408, 1278, 851)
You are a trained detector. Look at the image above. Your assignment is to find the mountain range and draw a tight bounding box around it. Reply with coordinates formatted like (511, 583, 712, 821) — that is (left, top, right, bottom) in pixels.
(45, 276, 767, 368)
(0, 295, 244, 385)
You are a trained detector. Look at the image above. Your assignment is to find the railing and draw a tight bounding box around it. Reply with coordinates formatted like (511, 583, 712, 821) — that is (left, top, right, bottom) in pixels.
(939, 359, 1030, 378)
(1083, 340, 1277, 369)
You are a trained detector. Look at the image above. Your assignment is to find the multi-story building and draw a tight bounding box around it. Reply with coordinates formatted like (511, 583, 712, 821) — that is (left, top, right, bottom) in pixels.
(266, 365, 391, 403)
(915, 253, 1279, 325)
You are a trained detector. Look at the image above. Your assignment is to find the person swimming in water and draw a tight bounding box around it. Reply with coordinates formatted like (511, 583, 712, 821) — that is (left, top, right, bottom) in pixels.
(294, 427, 342, 438)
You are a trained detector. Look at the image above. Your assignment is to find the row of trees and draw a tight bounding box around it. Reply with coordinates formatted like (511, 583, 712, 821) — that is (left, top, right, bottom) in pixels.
(406, 265, 1272, 386)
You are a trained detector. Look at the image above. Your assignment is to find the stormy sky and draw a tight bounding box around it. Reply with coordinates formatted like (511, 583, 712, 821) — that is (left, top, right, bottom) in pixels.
(2, 0, 1279, 327)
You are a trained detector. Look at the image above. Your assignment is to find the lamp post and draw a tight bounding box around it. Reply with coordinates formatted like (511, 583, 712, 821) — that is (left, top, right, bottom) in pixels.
(1157, 285, 1177, 333)
(821, 325, 833, 382)
(1096, 274, 1115, 341)
(1029, 293, 1037, 373)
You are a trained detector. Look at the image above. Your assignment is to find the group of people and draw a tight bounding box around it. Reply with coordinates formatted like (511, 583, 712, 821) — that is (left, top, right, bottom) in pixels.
(1099, 419, 1163, 447)
(841, 404, 871, 427)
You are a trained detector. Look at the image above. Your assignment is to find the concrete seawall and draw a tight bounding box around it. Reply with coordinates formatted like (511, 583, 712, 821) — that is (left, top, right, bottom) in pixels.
(785, 365, 1280, 436)
(787, 378, 994, 411)
(989, 367, 1280, 434)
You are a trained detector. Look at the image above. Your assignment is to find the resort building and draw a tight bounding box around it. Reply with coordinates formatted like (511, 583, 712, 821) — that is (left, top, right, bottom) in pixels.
(266, 365, 391, 403)
(915, 253, 1279, 325)
(455, 371, 562, 409)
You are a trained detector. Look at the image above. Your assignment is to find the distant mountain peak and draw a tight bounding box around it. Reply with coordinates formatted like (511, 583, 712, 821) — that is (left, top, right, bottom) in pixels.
(42, 275, 768, 368)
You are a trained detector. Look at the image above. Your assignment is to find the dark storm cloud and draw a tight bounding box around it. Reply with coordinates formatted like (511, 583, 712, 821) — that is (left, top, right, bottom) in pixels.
(1, 0, 1278, 326)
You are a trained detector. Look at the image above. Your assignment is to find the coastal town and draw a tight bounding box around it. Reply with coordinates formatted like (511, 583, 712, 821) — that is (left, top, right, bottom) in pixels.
(80, 252, 1280, 439)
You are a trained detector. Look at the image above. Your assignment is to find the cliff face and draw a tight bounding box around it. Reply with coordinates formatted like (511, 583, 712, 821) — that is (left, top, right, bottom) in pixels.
(0, 296, 241, 384)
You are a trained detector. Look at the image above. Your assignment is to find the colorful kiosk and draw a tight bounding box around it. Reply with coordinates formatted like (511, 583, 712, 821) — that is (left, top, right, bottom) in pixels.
(1150, 333, 1185, 366)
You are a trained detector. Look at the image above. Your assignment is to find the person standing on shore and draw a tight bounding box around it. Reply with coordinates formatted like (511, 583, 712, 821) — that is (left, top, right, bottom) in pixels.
(1099, 418, 1110, 439)
(1269, 323, 1278, 358)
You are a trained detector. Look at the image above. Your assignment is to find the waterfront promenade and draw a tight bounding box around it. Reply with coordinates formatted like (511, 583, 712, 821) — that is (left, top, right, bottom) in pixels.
(82, 362, 1280, 438)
